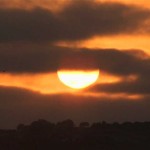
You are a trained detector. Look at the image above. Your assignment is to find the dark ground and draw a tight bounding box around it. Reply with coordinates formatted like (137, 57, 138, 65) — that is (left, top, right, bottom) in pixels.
(1, 119, 150, 150)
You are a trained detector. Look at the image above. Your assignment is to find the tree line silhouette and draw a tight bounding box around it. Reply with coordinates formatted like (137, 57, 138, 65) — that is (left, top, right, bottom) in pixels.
(1, 119, 150, 150)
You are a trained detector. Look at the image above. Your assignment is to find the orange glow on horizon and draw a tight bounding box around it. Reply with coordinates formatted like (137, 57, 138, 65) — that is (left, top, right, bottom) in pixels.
(0, 73, 72, 94)
(0, 72, 120, 94)
(0, 72, 143, 101)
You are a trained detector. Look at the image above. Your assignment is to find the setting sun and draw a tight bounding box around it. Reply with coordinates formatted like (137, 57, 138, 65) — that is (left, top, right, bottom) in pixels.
(0, 0, 150, 138)
(57, 70, 100, 89)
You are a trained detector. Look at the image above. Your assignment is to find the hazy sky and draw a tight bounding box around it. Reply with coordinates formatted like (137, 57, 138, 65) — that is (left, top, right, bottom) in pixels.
(0, 0, 150, 128)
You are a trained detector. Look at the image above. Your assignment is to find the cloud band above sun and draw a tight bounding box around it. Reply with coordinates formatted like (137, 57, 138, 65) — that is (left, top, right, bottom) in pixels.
(0, 1, 150, 43)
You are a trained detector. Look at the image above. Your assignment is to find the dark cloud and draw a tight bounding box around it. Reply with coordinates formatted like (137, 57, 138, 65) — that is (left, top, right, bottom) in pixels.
(88, 77, 150, 95)
(84, 49, 150, 95)
(0, 43, 150, 77)
(0, 85, 150, 129)
(0, 1, 149, 42)
(0, 1, 149, 74)
(0, 8, 60, 42)
(59, 0, 150, 39)
(89, 49, 150, 76)
(0, 43, 63, 73)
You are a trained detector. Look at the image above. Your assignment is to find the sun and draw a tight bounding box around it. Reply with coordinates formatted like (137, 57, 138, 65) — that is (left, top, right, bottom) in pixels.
(57, 70, 100, 89)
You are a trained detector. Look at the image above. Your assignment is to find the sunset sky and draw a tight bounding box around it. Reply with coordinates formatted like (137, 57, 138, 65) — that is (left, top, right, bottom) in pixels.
(0, 0, 150, 128)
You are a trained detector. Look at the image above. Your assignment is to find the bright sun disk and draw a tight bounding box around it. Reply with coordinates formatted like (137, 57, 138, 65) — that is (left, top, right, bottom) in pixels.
(57, 70, 100, 89)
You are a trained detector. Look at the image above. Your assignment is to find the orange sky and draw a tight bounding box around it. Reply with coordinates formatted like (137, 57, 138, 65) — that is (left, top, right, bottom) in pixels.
(1, 0, 150, 54)
(0, 0, 150, 12)
(54, 0, 150, 54)
(0, 0, 150, 8)
(0, 72, 121, 94)
(98, 0, 150, 7)
(56, 35, 150, 55)
(0, 0, 149, 98)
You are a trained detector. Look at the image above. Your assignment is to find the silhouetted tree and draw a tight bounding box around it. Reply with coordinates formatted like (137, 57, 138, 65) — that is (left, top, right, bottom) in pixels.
(79, 122, 90, 128)
(1, 119, 150, 150)
(91, 122, 102, 129)
(17, 124, 25, 131)
(57, 119, 75, 129)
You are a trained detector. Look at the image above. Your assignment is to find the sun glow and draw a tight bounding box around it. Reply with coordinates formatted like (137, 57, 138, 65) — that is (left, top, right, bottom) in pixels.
(57, 70, 100, 89)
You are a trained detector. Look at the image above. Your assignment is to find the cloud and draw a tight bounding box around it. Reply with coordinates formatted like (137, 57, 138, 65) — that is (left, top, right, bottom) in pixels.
(0, 43, 63, 73)
(0, 0, 66, 10)
(0, 42, 150, 77)
(0, 8, 60, 42)
(1, 43, 149, 98)
(86, 49, 150, 95)
(0, 1, 149, 75)
(0, 85, 150, 128)
(88, 77, 150, 95)
(0, 1, 150, 42)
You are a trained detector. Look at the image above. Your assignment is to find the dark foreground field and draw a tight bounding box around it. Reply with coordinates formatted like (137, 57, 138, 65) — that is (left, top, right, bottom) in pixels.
(1, 119, 150, 150)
